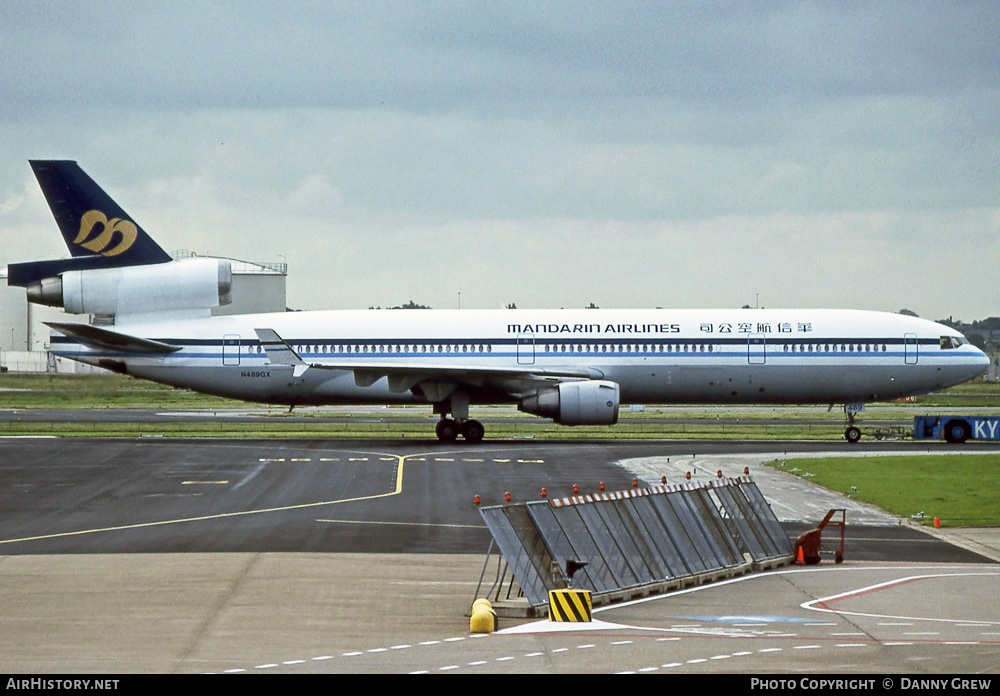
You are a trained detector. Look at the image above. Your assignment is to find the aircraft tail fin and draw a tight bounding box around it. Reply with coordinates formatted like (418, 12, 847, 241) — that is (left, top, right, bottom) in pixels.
(8, 161, 172, 287)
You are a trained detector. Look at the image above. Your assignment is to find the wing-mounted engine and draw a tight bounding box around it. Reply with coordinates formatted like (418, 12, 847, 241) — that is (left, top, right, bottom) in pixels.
(518, 380, 620, 425)
(25, 258, 232, 317)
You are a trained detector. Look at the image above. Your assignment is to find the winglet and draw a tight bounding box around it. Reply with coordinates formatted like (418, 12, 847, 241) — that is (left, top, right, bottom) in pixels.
(254, 328, 308, 377)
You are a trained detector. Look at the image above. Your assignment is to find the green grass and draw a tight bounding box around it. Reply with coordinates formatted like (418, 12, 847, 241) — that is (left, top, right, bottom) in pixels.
(0, 373, 241, 409)
(1, 373, 998, 441)
(768, 455, 1000, 527)
(0, 418, 846, 440)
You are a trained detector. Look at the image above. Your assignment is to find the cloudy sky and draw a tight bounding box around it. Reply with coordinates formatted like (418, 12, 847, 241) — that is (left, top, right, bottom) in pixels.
(1, 1, 997, 320)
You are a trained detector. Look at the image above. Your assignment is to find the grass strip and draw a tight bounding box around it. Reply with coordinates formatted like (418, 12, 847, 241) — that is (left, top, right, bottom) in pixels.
(768, 454, 1000, 527)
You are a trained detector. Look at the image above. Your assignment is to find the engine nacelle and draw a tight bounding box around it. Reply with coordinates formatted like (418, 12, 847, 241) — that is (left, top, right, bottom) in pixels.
(26, 258, 232, 316)
(518, 380, 620, 425)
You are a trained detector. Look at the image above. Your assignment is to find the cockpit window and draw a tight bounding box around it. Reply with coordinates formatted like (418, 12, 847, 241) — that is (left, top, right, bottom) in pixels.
(940, 336, 966, 349)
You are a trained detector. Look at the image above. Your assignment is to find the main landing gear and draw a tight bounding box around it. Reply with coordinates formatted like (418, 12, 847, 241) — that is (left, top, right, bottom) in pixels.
(434, 391, 485, 444)
(435, 417, 485, 443)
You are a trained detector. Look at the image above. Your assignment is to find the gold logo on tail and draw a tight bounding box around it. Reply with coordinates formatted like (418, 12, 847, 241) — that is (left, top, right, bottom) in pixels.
(74, 210, 138, 257)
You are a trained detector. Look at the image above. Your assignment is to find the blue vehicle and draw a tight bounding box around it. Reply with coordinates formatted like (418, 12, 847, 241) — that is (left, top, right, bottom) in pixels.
(913, 415, 1000, 444)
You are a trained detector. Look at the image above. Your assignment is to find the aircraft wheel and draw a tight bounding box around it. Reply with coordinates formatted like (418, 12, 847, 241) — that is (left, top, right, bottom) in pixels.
(436, 418, 460, 442)
(845, 426, 861, 444)
(462, 419, 485, 443)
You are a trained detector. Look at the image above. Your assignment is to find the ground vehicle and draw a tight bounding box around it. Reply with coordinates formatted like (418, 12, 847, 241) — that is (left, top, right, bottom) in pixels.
(912, 415, 1000, 444)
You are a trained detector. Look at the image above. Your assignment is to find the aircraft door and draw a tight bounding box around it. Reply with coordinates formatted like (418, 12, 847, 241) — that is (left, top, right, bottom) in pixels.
(748, 334, 766, 365)
(904, 333, 918, 365)
(517, 332, 535, 365)
(223, 334, 241, 366)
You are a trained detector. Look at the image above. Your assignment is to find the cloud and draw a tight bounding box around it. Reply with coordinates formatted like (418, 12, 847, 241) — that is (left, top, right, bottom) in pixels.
(1, 2, 997, 320)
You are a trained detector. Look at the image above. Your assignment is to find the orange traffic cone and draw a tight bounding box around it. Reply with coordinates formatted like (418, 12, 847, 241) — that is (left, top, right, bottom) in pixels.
(795, 545, 805, 565)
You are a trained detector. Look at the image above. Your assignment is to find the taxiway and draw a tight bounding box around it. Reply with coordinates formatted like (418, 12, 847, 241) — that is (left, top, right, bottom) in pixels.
(0, 438, 997, 674)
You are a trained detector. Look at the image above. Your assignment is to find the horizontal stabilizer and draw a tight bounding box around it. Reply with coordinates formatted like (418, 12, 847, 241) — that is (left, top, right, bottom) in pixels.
(7, 256, 159, 288)
(47, 322, 181, 354)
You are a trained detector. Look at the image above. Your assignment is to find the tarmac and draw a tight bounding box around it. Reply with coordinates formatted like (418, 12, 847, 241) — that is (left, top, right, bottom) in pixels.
(0, 440, 998, 674)
(3, 539, 997, 674)
(914, 525, 1000, 563)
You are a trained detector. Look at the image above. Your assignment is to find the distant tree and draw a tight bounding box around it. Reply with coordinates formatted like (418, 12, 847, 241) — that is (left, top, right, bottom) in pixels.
(972, 317, 1000, 331)
(585, 302, 599, 309)
(968, 333, 987, 350)
(391, 300, 431, 309)
(898, 309, 919, 317)
(506, 303, 517, 309)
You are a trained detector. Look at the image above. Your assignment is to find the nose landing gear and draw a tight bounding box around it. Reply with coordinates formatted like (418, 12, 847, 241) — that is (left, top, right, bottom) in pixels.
(843, 403, 865, 443)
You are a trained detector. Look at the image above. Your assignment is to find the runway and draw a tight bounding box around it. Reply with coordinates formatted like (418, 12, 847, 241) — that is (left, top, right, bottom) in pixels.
(0, 438, 997, 673)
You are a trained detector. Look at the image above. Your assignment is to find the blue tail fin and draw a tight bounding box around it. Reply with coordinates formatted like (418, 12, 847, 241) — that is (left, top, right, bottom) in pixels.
(7, 161, 172, 287)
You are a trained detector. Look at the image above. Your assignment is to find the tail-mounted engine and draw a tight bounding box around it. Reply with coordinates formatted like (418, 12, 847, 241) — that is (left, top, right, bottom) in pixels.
(25, 258, 232, 317)
(519, 380, 620, 425)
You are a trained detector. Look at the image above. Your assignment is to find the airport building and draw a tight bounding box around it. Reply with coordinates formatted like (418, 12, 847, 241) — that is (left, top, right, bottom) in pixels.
(0, 252, 287, 373)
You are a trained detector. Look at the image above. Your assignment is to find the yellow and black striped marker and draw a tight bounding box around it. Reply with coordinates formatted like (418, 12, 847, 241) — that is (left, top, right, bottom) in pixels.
(548, 589, 592, 622)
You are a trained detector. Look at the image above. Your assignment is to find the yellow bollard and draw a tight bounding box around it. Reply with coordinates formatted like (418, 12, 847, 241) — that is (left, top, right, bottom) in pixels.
(470, 598, 497, 633)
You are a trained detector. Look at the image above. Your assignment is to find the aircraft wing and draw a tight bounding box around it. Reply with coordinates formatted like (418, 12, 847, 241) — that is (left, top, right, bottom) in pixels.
(254, 328, 603, 394)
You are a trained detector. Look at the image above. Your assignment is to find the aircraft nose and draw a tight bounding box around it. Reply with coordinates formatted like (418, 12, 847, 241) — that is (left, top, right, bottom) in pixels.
(969, 346, 991, 377)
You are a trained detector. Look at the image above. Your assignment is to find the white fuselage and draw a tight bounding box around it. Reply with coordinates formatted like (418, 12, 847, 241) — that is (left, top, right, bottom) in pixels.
(51, 308, 989, 408)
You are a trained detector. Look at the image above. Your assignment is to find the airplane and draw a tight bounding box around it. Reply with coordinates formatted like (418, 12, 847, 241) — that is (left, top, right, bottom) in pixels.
(6, 160, 990, 443)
